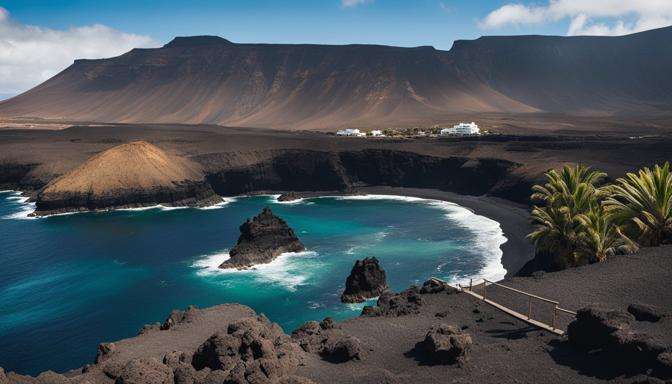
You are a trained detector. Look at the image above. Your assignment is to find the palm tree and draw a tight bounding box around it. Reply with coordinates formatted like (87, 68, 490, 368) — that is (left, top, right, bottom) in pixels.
(528, 205, 578, 266)
(604, 162, 672, 246)
(527, 164, 607, 266)
(576, 206, 638, 262)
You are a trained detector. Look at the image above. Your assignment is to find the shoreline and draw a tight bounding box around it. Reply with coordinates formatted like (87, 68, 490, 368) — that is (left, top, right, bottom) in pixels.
(259, 187, 534, 277)
(2, 187, 534, 277)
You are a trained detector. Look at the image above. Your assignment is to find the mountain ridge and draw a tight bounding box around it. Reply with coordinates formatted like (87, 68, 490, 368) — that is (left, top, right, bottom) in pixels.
(2, 26, 671, 129)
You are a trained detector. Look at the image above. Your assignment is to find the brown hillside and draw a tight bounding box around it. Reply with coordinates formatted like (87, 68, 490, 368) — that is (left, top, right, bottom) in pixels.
(35, 141, 218, 214)
(1, 27, 671, 129)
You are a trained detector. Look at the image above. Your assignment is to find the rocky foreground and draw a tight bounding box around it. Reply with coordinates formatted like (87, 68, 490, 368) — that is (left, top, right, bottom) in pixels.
(220, 208, 305, 269)
(2, 246, 671, 383)
(32, 141, 220, 216)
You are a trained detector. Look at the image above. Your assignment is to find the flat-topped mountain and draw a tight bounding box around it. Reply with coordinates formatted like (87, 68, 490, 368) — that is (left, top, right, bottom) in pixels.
(34, 141, 219, 215)
(1, 27, 671, 129)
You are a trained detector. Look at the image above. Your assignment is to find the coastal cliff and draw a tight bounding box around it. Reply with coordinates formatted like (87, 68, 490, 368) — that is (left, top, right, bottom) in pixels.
(33, 141, 220, 215)
(202, 149, 524, 203)
(220, 207, 306, 269)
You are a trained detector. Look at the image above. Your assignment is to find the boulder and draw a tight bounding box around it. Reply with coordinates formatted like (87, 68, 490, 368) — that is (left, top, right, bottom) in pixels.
(362, 287, 423, 317)
(96, 342, 116, 364)
(319, 317, 336, 330)
(420, 324, 472, 364)
(191, 316, 301, 383)
(161, 306, 199, 330)
(220, 208, 305, 269)
(419, 278, 457, 294)
(567, 305, 634, 350)
(0, 368, 7, 384)
(628, 303, 663, 323)
(341, 257, 388, 303)
(277, 192, 302, 202)
(163, 351, 191, 368)
(321, 336, 363, 363)
(657, 352, 672, 373)
(291, 321, 363, 363)
(115, 358, 174, 384)
(172, 364, 198, 384)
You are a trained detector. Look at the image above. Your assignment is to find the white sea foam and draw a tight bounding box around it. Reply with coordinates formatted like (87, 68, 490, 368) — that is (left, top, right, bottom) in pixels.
(267, 194, 307, 205)
(330, 194, 426, 203)
(424, 200, 507, 284)
(192, 250, 319, 291)
(198, 197, 236, 210)
(1, 191, 37, 220)
(320, 193, 508, 284)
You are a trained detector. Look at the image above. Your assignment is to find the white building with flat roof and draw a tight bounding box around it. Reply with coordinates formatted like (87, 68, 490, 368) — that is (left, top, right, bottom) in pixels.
(370, 130, 384, 137)
(336, 128, 366, 137)
(440, 122, 480, 136)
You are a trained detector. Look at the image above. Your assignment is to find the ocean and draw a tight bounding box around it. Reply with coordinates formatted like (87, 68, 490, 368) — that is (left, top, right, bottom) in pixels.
(0, 191, 506, 375)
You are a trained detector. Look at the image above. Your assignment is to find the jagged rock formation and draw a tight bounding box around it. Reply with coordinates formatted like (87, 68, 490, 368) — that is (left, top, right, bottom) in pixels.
(277, 192, 302, 202)
(362, 286, 424, 317)
(3, 27, 672, 129)
(33, 141, 219, 215)
(220, 207, 305, 269)
(291, 320, 363, 363)
(190, 315, 303, 382)
(341, 257, 388, 303)
(567, 305, 672, 375)
(0, 305, 314, 384)
(419, 324, 473, 365)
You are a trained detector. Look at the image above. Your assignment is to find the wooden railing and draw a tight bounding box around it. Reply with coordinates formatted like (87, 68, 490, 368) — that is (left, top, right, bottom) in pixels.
(456, 278, 576, 335)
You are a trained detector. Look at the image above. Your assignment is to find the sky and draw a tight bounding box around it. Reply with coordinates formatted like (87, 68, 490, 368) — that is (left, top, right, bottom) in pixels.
(1, 0, 671, 97)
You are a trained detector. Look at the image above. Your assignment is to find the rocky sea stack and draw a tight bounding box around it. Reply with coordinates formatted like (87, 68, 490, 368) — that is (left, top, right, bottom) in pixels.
(33, 141, 220, 215)
(220, 207, 305, 269)
(341, 257, 388, 303)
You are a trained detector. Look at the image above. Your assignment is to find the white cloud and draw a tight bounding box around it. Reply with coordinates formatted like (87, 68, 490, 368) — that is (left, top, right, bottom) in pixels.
(341, 0, 374, 8)
(480, 0, 672, 36)
(0, 6, 157, 95)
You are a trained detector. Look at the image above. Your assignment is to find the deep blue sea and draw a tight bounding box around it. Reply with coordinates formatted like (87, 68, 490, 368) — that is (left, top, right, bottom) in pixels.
(0, 191, 506, 375)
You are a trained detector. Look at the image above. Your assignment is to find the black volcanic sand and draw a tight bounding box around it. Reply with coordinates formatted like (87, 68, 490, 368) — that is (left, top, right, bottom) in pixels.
(294, 246, 672, 384)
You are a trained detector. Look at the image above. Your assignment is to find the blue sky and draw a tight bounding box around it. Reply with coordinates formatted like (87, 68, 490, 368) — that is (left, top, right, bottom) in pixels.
(1, 0, 568, 49)
(1, 0, 670, 96)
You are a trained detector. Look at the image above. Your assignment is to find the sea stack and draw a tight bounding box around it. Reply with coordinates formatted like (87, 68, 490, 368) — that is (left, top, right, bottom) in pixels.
(33, 141, 220, 215)
(341, 257, 388, 303)
(220, 207, 305, 269)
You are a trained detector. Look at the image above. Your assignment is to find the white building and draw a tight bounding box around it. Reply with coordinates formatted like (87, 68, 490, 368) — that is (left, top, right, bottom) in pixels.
(336, 128, 366, 137)
(370, 130, 384, 137)
(440, 122, 480, 136)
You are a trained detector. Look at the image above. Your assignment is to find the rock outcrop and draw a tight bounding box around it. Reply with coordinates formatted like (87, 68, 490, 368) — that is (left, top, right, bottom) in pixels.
(220, 208, 305, 269)
(341, 257, 388, 303)
(191, 315, 303, 383)
(568, 305, 672, 376)
(291, 319, 363, 363)
(419, 278, 458, 295)
(361, 287, 424, 317)
(420, 324, 473, 365)
(33, 141, 219, 215)
(628, 303, 664, 323)
(277, 192, 302, 202)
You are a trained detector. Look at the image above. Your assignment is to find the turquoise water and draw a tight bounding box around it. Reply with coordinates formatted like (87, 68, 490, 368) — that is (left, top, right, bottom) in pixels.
(0, 191, 506, 375)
